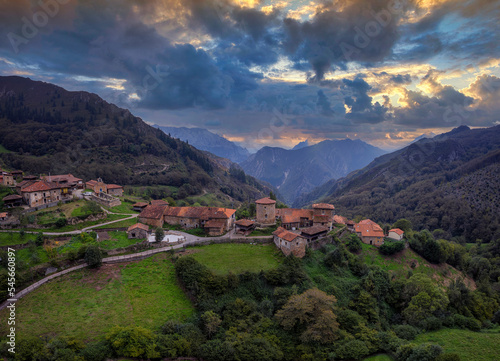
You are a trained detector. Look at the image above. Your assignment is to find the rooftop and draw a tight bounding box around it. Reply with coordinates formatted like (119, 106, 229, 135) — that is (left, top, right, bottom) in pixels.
(255, 197, 276, 205)
(312, 203, 335, 210)
(273, 227, 301, 242)
(139, 205, 168, 219)
(127, 223, 149, 232)
(165, 206, 236, 220)
(301, 225, 329, 236)
(235, 219, 255, 227)
(389, 228, 404, 235)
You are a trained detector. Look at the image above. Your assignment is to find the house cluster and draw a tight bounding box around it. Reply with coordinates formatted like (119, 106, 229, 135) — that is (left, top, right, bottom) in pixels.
(137, 200, 236, 236)
(254, 197, 405, 258)
(1, 169, 123, 210)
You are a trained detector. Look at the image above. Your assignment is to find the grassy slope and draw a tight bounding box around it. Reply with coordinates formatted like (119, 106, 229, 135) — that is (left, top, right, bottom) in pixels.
(0, 253, 193, 341)
(414, 328, 500, 361)
(189, 243, 282, 275)
(359, 242, 475, 289)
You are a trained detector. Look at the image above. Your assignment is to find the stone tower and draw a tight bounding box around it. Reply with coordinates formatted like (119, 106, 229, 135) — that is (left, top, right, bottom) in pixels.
(255, 197, 276, 225)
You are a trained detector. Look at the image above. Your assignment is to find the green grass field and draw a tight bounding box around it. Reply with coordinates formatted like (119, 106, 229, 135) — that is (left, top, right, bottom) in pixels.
(93, 217, 138, 230)
(249, 225, 278, 236)
(189, 243, 282, 275)
(0, 232, 38, 246)
(414, 328, 500, 361)
(98, 231, 146, 250)
(0, 253, 194, 341)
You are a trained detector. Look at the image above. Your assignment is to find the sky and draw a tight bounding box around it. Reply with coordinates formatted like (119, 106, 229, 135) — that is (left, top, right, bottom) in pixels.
(0, 0, 499, 152)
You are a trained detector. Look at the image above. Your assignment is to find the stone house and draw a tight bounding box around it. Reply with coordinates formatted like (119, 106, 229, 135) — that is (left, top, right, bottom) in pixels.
(107, 184, 124, 197)
(312, 203, 335, 229)
(138, 204, 168, 228)
(355, 219, 385, 246)
(255, 197, 276, 225)
(20, 180, 62, 208)
(387, 228, 404, 241)
(273, 227, 307, 258)
(127, 223, 149, 239)
(86, 179, 107, 194)
(1, 172, 15, 187)
(277, 208, 313, 230)
(164, 207, 236, 235)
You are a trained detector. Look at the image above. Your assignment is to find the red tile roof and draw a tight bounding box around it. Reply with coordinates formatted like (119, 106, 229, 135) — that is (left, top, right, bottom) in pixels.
(107, 184, 123, 189)
(255, 197, 276, 205)
(151, 199, 169, 206)
(355, 221, 384, 238)
(43, 174, 82, 184)
(235, 219, 255, 227)
(279, 208, 313, 224)
(133, 202, 149, 208)
(389, 228, 404, 235)
(139, 205, 168, 219)
(127, 223, 149, 232)
(165, 207, 235, 220)
(301, 225, 329, 236)
(333, 215, 347, 224)
(0, 212, 8, 218)
(273, 227, 301, 242)
(86, 180, 98, 187)
(312, 203, 335, 210)
(21, 180, 60, 193)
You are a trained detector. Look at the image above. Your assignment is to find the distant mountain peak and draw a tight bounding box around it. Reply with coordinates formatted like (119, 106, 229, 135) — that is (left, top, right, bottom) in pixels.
(155, 125, 250, 163)
(292, 139, 310, 150)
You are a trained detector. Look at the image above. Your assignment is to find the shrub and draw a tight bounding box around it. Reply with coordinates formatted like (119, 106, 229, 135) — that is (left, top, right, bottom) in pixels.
(346, 234, 362, 253)
(393, 324, 420, 340)
(380, 240, 406, 255)
(106, 326, 160, 358)
(80, 341, 112, 361)
(419, 316, 443, 331)
(84, 245, 102, 269)
(55, 217, 67, 228)
(335, 340, 370, 360)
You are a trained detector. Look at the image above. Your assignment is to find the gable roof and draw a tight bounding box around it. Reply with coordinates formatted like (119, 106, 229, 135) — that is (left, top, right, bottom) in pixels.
(165, 207, 236, 220)
(43, 174, 82, 184)
(312, 203, 335, 210)
(21, 180, 60, 193)
(133, 202, 149, 208)
(255, 197, 276, 205)
(279, 208, 313, 224)
(127, 223, 149, 232)
(273, 227, 301, 242)
(389, 228, 404, 235)
(3, 194, 23, 201)
(151, 199, 169, 206)
(301, 225, 329, 236)
(107, 184, 123, 189)
(139, 204, 168, 219)
(355, 221, 384, 238)
(333, 215, 347, 224)
(235, 219, 255, 227)
(0, 212, 8, 218)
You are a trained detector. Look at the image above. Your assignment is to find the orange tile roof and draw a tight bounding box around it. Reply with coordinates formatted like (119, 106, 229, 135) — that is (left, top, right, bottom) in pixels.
(107, 184, 123, 189)
(273, 227, 301, 242)
(151, 199, 169, 206)
(21, 180, 60, 193)
(0, 212, 8, 218)
(279, 208, 313, 224)
(43, 174, 82, 184)
(165, 207, 236, 220)
(86, 180, 98, 186)
(255, 197, 276, 205)
(139, 205, 167, 219)
(355, 222, 384, 238)
(312, 203, 335, 210)
(333, 215, 347, 224)
(358, 219, 383, 231)
(127, 223, 149, 232)
(301, 225, 329, 236)
(389, 228, 404, 235)
(133, 202, 149, 207)
(235, 219, 255, 227)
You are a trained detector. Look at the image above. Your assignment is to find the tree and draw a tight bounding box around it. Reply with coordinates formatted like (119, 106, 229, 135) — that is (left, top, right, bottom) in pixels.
(269, 191, 277, 200)
(346, 234, 362, 253)
(201, 310, 222, 338)
(392, 219, 412, 233)
(85, 245, 102, 269)
(106, 326, 160, 359)
(275, 288, 339, 344)
(155, 227, 164, 243)
(35, 232, 44, 246)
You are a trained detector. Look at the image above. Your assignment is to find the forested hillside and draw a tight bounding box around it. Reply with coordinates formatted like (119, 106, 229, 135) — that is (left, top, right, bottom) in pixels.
(0, 76, 271, 205)
(296, 126, 500, 242)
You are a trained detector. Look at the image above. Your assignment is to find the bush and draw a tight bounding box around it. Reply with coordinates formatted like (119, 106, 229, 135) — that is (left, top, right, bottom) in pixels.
(393, 324, 420, 340)
(80, 341, 112, 361)
(346, 234, 362, 253)
(396, 342, 442, 361)
(380, 240, 406, 255)
(335, 340, 370, 360)
(106, 326, 160, 359)
(84, 245, 102, 269)
(419, 316, 443, 331)
(55, 217, 67, 228)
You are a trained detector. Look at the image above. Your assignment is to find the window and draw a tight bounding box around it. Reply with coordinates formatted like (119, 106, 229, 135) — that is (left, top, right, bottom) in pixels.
(265, 214, 268, 219)
(322, 210, 325, 215)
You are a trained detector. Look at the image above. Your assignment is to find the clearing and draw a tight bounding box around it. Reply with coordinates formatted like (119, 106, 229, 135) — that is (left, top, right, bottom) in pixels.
(0, 253, 194, 341)
(186, 243, 282, 275)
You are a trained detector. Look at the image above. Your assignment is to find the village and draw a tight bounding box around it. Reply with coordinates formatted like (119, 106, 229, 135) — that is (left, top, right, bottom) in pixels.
(0, 168, 405, 257)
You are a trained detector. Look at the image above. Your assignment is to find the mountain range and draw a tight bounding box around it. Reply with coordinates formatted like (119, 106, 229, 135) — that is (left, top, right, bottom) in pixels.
(240, 139, 386, 205)
(296, 125, 500, 242)
(155, 126, 250, 163)
(0, 76, 271, 206)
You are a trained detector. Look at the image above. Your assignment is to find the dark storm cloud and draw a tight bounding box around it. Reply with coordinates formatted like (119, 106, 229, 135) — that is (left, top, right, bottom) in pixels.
(316, 90, 334, 116)
(342, 77, 389, 123)
(282, 0, 404, 80)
